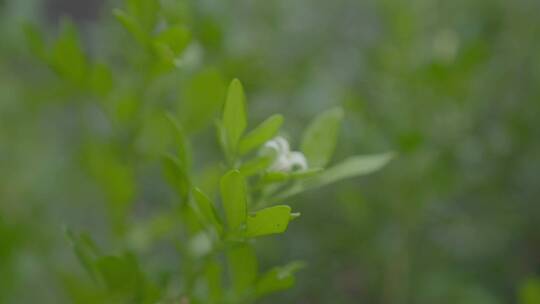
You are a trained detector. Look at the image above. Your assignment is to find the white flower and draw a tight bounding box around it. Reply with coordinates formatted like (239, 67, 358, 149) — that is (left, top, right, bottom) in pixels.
(263, 136, 308, 172)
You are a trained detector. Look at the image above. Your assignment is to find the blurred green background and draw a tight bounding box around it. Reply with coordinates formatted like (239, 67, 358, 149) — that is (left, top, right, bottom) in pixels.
(1, 0, 540, 303)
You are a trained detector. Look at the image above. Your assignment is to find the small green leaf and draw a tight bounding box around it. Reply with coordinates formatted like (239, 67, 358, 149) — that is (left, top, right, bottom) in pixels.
(66, 230, 101, 282)
(220, 170, 247, 231)
(23, 23, 47, 61)
(314, 152, 395, 186)
(272, 152, 394, 201)
(179, 68, 226, 132)
(227, 243, 258, 296)
(239, 156, 273, 177)
(204, 261, 223, 303)
(256, 261, 305, 297)
(165, 113, 191, 167)
(162, 155, 190, 200)
(153, 26, 191, 63)
(95, 254, 141, 294)
(193, 188, 223, 235)
(89, 63, 113, 96)
(246, 205, 294, 238)
(50, 20, 88, 85)
(301, 107, 344, 168)
(222, 79, 247, 156)
(239, 114, 284, 155)
(113, 9, 147, 45)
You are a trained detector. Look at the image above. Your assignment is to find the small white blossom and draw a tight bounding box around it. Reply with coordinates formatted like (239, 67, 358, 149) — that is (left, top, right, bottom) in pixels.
(263, 136, 308, 172)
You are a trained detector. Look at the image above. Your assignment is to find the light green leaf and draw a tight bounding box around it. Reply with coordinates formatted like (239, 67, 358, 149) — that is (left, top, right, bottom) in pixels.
(313, 152, 395, 186)
(227, 243, 258, 296)
(272, 152, 394, 201)
(246, 205, 294, 238)
(239, 156, 273, 177)
(113, 9, 147, 45)
(162, 155, 190, 200)
(180, 68, 226, 132)
(220, 170, 247, 231)
(301, 107, 344, 168)
(193, 188, 223, 235)
(89, 63, 113, 96)
(204, 261, 223, 303)
(256, 261, 305, 297)
(152, 26, 191, 63)
(239, 114, 284, 155)
(520, 278, 540, 304)
(50, 20, 88, 85)
(222, 79, 247, 156)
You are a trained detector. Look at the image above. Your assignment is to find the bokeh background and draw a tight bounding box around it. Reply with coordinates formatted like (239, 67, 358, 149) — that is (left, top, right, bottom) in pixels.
(2, 0, 540, 303)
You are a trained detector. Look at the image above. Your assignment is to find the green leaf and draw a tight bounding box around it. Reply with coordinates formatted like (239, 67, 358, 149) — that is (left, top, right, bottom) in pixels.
(66, 230, 101, 282)
(313, 152, 395, 186)
(301, 107, 344, 168)
(193, 188, 223, 235)
(165, 113, 191, 167)
(89, 63, 113, 96)
(113, 9, 147, 45)
(162, 155, 190, 200)
(256, 261, 305, 297)
(272, 152, 394, 201)
(152, 26, 191, 63)
(227, 243, 258, 296)
(23, 23, 47, 61)
(520, 278, 540, 304)
(222, 79, 247, 156)
(220, 170, 247, 231)
(239, 114, 284, 155)
(50, 20, 88, 85)
(126, 0, 159, 33)
(179, 68, 226, 132)
(204, 261, 223, 303)
(95, 254, 141, 294)
(246, 205, 294, 238)
(239, 155, 273, 177)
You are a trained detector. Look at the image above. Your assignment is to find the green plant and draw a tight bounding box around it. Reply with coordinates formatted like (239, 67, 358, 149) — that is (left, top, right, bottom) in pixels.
(24, 1, 392, 303)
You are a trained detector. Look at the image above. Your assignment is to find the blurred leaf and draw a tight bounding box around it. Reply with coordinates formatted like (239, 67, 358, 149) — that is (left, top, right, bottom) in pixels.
(153, 25, 191, 64)
(256, 261, 305, 297)
(227, 243, 258, 297)
(95, 254, 141, 295)
(162, 155, 190, 200)
(301, 107, 344, 168)
(520, 278, 540, 304)
(23, 23, 46, 61)
(126, 0, 159, 34)
(180, 68, 226, 132)
(66, 230, 101, 282)
(193, 188, 223, 235)
(113, 9, 147, 45)
(89, 63, 113, 96)
(273, 153, 394, 201)
(50, 20, 88, 85)
(165, 113, 191, 168)
(220, 170, 247, 231)
(204, 261, 223, 303)
(246, 205, 294, 238)
(239, 114, 284, 155)
(222, 79, 247, 157)
(239, 155, 273, 177)
(314, 152, 395, 186)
